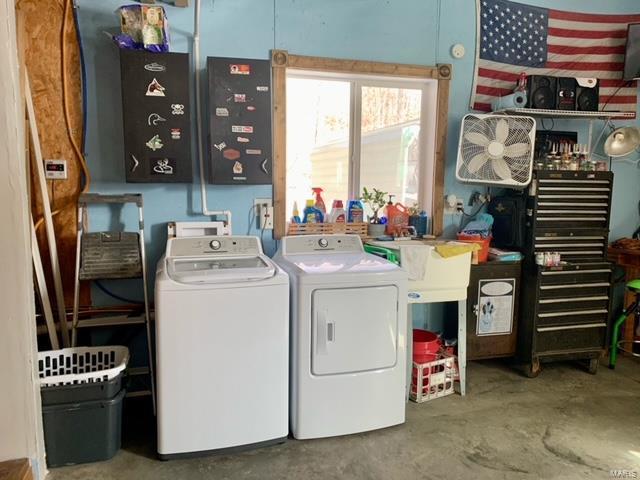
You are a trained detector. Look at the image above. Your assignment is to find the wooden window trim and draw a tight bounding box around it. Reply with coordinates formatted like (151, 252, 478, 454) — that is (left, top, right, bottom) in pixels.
(271, 50, 451, 239)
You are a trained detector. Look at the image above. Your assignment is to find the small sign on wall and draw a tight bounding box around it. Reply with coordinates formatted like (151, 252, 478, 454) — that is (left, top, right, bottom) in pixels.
(476, 278, 516, 336)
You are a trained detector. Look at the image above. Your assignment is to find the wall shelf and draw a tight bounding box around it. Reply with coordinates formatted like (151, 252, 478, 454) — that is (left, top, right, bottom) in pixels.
(494, 108, 635, 120)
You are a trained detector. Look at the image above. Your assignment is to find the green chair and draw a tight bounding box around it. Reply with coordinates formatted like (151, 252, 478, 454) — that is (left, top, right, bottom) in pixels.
(609, 278, 640, 368)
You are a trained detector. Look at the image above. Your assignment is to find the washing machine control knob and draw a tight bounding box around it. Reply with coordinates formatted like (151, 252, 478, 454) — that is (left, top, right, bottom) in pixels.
(209, 240, 222, 250)
(318, 238, 328, 248)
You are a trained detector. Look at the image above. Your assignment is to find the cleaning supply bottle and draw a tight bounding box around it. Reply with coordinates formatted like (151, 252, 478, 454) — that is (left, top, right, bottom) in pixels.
(303, 199, 323, 223)
(347, 199, 364, 223)
(312, 188, 326, 217)
(328, 200, 346, 223)
(291, 201, 301, 223)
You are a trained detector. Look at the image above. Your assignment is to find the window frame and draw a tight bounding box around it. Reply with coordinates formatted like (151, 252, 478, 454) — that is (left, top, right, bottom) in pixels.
(271, 50, 451, 239)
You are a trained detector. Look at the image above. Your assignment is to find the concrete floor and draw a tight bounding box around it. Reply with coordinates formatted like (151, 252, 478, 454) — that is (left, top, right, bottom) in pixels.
(50, 358, 640, 480)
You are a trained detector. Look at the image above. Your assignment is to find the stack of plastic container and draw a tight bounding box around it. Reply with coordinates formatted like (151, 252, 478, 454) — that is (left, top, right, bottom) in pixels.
(410, 330, 456, 403)
(38, 346, 129, 467)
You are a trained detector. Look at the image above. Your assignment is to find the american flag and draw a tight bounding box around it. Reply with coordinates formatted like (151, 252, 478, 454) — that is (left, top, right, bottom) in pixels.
(472, 0, 640, 115)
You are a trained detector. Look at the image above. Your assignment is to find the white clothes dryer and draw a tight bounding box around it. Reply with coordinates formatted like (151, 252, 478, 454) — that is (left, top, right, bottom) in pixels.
(274, 234, 408, 439)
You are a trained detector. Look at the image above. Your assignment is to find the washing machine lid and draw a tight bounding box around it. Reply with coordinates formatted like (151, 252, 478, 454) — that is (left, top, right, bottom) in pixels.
(164, 235, 276, 284)
(167, 255, 276, 284)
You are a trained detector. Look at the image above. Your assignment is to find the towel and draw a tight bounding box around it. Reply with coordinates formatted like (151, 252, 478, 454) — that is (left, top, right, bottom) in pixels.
(398, 245, 429, 281)
(435, 243, 480, 258)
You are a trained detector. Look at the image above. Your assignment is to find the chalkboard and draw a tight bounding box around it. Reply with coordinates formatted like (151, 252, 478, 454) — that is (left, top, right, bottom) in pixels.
(120, 50, 192, 183)
(207, 57, 272, 185)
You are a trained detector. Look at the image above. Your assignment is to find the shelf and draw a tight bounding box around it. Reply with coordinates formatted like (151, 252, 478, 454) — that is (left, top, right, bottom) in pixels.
(494, 108, 635, 120)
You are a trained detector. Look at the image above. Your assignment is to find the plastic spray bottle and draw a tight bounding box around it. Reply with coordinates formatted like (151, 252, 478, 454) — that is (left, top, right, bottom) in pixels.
(312, 188, 326, 217)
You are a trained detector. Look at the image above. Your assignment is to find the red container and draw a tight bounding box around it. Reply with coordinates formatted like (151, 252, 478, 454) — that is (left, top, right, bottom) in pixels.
(456, 234, 491, 263)
(413, 329, 441, 363)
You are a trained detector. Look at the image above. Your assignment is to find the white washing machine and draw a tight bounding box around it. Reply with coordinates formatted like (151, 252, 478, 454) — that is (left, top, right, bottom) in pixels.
(155, 235, 289, 458)
(274, 234, 408, 439)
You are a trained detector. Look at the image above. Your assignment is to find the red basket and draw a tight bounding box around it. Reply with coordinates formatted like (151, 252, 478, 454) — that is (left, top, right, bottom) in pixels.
(456, 234, 491, 263)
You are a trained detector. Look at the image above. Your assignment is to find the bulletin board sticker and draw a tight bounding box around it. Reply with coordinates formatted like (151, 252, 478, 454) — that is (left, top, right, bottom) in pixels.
(476, 278, 516, 336)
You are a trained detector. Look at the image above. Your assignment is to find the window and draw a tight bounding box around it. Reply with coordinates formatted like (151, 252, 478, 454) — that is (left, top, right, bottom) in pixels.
(272, 52, 451, 238)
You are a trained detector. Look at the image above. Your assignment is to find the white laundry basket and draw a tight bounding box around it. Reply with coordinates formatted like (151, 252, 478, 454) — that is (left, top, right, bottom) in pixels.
(38, 346, 129, 387)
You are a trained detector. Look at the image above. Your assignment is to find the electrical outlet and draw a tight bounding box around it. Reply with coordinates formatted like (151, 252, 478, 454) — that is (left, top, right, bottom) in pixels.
(254, 198, 273, 230)
(444, 194, 463, 215)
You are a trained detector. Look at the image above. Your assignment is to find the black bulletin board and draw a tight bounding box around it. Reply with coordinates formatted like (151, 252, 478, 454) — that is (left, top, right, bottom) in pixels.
(119, 50, 192, 183)
(207, 57, 272, 185)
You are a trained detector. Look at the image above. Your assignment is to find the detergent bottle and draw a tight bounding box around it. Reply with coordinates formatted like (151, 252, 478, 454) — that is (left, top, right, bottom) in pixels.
(303, 199, 324, 223)
(385, 197, 410, 236)
(347, 199, 364, 223)
(291, 201, 301, 223)
(327, 200, 346, 223)
(312, 188, 326, 217)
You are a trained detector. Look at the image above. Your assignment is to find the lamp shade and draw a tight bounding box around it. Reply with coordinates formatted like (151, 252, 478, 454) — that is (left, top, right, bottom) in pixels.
(604, 126, 640, 158)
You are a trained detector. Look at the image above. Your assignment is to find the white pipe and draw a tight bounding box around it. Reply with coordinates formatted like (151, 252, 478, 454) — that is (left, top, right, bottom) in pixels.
(194, 0, 233, 228)
(25, 72, 70, 347)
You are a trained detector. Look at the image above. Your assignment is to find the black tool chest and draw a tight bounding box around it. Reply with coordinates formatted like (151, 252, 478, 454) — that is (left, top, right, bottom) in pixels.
(518, 171, 614, 376)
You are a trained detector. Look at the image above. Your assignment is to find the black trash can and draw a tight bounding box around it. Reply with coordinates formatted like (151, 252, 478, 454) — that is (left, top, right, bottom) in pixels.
(42, 389, 125, 467)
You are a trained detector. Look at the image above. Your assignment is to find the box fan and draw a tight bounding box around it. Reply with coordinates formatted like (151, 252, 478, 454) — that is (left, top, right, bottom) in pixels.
(455, 114, 536, 188)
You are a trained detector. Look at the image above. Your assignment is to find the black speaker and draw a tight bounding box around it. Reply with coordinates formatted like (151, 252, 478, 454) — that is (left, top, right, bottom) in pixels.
(526, 75, 557, 109)
(556, 77, 577, 110)
(576, 80, 599, 111)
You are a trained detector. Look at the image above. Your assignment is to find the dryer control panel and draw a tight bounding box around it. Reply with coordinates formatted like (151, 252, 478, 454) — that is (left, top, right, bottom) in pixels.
(281, 235, 363, 255)
(168, 236, 263, 257)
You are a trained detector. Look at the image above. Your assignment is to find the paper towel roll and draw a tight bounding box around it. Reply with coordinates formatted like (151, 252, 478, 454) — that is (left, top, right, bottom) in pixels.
(491, 91, 527, 111)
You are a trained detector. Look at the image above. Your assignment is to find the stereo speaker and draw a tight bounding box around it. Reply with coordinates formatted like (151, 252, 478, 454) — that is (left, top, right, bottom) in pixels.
(526, 75, 557, 110)
(576, 79, 599, 111)
(556, 77, 577, 110)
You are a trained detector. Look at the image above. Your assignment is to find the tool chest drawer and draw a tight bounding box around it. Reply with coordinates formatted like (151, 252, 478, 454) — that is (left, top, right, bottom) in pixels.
(538, 263, 613, 286)
(532, 229, 608, 260)
(536, 306, 609, 327)
(530, 172, 613, 230)
(535, 323, 607, 354)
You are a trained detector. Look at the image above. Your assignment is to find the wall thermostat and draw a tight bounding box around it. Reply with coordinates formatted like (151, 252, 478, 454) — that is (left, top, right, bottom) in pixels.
(451, 44, 465, 59)
(44, 159, 67, 180)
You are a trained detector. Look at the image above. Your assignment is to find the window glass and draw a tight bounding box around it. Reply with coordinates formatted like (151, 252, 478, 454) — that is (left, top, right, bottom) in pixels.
(359, 86, 422, 208)
(286, 77, 350, 218)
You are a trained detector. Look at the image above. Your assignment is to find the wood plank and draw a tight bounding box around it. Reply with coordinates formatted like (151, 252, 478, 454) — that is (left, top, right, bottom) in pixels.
(0, 459, 32, 480)
(287, 54, 440, 79)
(17, 0, 88, 307)
(432, 65, 452, 236)
(271, 50, 288, 239)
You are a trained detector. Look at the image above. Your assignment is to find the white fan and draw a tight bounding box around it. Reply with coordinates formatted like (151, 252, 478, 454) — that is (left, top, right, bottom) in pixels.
(456, 114, 536, 188)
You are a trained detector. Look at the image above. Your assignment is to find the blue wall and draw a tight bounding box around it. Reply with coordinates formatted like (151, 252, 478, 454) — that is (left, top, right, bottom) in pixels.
(78, 0, 640, 302)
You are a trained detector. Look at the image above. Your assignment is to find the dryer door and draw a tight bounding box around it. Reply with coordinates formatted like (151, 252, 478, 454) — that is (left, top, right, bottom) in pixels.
(311, 285, 398, 376)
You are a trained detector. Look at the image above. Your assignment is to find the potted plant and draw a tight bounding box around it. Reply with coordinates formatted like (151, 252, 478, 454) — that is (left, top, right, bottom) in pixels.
(360, 187, 388, 237)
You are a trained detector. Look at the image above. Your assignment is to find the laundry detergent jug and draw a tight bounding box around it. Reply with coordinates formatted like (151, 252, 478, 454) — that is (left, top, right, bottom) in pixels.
(385, 202, 410, 236)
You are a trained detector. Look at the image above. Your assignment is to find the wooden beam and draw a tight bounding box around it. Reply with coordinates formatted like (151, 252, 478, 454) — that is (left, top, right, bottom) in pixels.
(286, 54, 440, 79)
(432, 64, 452, 236)
(271, 50, 288, 239)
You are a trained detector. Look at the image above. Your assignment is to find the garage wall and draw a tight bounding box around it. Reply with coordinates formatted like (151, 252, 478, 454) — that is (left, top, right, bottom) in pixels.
(76, 0, 640, 296)
(0, 0, 46, 477)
